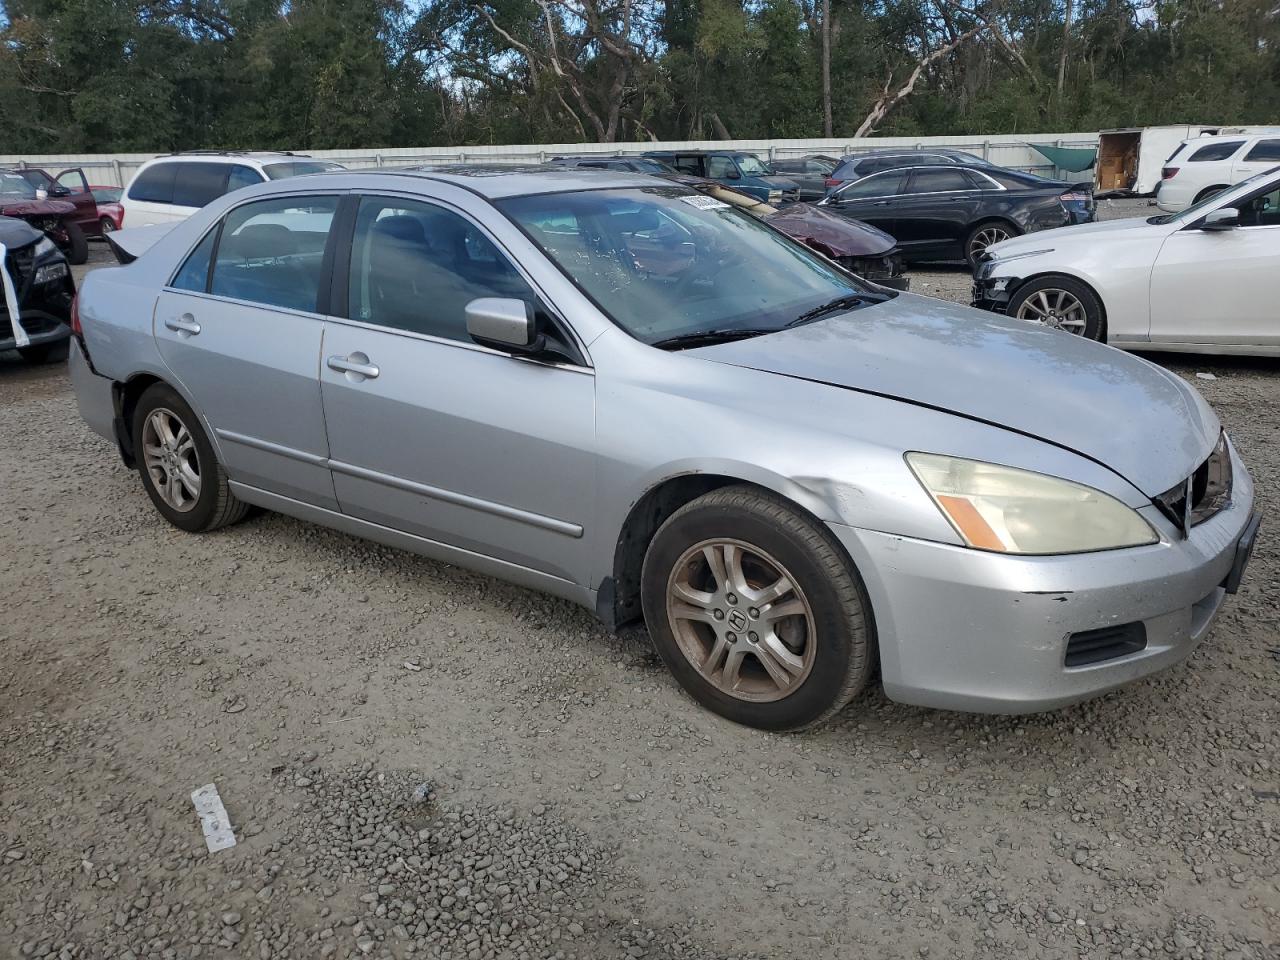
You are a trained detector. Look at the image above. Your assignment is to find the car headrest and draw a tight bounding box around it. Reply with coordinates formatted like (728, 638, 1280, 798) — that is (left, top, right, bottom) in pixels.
(228, 223, 295, 260)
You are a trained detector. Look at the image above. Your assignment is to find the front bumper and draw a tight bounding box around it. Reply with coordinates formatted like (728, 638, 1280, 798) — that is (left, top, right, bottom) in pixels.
(970, 271, 1014, 313)
(829, 448, 1257, 714)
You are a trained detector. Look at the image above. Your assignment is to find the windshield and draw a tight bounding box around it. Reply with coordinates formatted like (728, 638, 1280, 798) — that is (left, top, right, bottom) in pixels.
(0, 172, 38, 199)
(498, 187, 875, 345)
(1149, 168, 1279, 224)
(735, 155, 771, 176)
(263, 161, 346, 180)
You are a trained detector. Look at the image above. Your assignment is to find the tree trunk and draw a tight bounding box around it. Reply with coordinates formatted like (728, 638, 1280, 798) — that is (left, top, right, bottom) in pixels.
(1057, 0, 1073, 95)
(821, 0, 832, 137)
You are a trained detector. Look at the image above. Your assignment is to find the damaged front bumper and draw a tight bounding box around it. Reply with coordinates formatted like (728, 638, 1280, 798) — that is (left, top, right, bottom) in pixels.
(1, 253, 74, 350)
(970, 254, 1016, 313)
(838, 251, 910, 291)
(828, 444, 1257, 714)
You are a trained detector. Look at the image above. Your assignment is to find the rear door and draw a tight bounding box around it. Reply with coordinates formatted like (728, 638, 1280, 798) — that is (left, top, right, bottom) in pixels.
(1233, 139, 1280, 182)
(894, 167, 983, 257)
(318, 193, 596, 584)
(822, 170, 904, 235)
(154, 193, 341, 508)
(124, 162, 180, 227)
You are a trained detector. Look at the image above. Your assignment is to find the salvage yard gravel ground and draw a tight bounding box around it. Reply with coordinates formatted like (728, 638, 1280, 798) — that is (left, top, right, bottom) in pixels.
(1, 202, 1277, 960)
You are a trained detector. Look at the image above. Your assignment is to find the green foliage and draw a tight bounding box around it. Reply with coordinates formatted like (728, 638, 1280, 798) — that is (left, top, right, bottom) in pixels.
(0, 0, 1277, 151)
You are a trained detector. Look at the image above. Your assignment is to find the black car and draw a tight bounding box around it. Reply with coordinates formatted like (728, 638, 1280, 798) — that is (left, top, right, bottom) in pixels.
(0, 215, 75, 363)
(769, 155, 840, 201)
(818, 164, 1095, 267)
(823, 148, 990, 193)
(548, 155, 677, 174)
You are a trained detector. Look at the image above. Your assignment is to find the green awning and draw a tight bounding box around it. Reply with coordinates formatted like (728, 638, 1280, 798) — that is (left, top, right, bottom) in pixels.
(1029, 143, 1098, 173)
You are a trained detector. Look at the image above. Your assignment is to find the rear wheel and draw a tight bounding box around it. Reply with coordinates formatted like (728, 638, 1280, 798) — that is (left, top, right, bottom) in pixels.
(99, 216, 116, 234)
(1007, 275, 1105, 341)
(1194, 185, 1229, 204)
(965, 220, 1020, 269)
(132, 383, 249, 533)
(640, 485, 874, 731)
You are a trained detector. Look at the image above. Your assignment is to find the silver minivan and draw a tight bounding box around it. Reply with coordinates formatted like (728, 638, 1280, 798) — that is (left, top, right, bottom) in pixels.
(70, 167, 1259, 730)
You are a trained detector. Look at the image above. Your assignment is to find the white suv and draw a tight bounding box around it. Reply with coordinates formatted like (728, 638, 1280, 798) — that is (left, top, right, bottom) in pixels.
(1156, 133, 1280, 212)
(121, 152, 346, 228)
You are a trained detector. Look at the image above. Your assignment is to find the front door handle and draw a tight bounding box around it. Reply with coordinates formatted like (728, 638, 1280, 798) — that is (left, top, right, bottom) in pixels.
(327, 353, 380, 380)
(165, 314, 201, 336)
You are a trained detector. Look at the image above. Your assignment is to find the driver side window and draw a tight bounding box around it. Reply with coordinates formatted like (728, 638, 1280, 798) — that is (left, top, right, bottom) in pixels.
(1239, 186, 1280, 228)
(707, 156, 737, 179)
(348, 197, 538, 344)
(837, 172, 904, 200)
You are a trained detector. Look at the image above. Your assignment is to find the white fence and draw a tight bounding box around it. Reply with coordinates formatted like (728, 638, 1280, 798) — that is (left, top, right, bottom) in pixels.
(0, 132, 1099, 188)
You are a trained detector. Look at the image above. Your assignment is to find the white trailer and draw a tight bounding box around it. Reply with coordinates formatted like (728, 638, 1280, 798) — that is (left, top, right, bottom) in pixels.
(1096, 125, 1237, 195)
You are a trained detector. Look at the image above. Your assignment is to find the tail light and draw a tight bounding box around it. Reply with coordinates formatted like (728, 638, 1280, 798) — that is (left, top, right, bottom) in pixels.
(1162, 166, 1179, 180)
(70, 292, 82, 336)
(824, 177, 840, 188)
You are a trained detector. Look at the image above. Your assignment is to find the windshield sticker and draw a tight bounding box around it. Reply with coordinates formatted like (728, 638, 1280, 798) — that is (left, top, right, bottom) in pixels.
(678, 195, 730, 210)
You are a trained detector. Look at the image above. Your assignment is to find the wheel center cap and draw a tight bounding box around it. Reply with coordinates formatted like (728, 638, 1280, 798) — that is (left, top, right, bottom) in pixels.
(727, 609, 749, 632)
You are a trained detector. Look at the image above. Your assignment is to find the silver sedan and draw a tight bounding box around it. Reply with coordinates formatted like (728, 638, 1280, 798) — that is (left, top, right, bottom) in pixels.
(69, 168, 1259, 730)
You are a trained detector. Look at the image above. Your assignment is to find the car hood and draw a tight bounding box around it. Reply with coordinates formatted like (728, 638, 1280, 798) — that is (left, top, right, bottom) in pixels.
(755, 175, 800, 190)
(987, 214, 1159, 256)
(762, 204, 896, 257)
(0, 199, 76, 217)
(690, 294, 1217, 496)
(0, 215, 40, 248)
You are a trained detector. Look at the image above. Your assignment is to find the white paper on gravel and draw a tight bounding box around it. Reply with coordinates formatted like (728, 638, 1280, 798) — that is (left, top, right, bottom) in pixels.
(191, 783, 237, 852)
(0, 242, 31, 348)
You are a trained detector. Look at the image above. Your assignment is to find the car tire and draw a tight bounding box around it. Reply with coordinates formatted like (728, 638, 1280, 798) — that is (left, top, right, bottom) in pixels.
(61, 221, 89, 265)
(17, 339, 69, 364)
(640, 485, 875, 731)
(1194, 185, 1229, 204)
(1007, 274, 1105, 340)
(132, 383, 250, 533)
(965, 220, 1022, 269)
(99, 216, 116, 235)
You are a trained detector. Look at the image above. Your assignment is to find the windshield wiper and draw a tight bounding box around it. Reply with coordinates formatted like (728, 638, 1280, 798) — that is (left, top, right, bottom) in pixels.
(785, 292, 887, 328)
(650, 328, 781, 350)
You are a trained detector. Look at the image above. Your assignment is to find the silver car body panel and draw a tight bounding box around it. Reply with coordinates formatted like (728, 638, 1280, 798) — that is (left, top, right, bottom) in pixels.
(69, 168, 1257, 715)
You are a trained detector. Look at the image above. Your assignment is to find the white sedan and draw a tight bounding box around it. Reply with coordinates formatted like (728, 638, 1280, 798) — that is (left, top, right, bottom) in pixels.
(972, 168, 1280, 354)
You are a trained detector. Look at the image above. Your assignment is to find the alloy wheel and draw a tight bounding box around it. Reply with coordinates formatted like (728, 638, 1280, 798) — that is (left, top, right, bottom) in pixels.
(141, 407, 201, 512)
(1015, 288, 1087, 334)
(968, 225, 1012, 261)
(664, 539, 817, 702)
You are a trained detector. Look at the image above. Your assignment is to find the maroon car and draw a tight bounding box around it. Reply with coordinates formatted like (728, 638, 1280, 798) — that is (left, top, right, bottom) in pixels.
(0, 169, 90, 264)
(89, 186, 124, 233)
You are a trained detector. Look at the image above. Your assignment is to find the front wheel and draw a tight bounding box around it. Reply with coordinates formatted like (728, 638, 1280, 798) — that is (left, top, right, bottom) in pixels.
(132, 383, 250, 533)
(60, 221, 88, 265)
(640, 486, 875, 731)
(1007, 275, 1105, 340)
(965, 220, 1021, 269)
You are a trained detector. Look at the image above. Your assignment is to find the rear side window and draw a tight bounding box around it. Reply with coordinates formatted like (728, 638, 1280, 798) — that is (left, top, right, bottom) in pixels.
(226, 165, 264, 194)
(862, 155, 921, 174)
(1188, 140, 1244, 162)
(171, 162, 230, 208)
(128, 163, 178, 204)
(210, 196, 338, 312)
(171, 228, 219, 292)
(905, 168, 974, 193)
(1244, 139, 1280, 162)
(836, 171, 904, 199)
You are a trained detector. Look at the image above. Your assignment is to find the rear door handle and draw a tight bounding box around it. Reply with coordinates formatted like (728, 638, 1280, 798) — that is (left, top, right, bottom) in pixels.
(327, 353, 380, 380)
(165, 314, 201, 335)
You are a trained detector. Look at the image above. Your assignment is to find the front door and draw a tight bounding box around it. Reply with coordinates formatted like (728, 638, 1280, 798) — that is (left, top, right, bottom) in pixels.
(319, 194, 596, 584)
(54, 168, 100, 234)
(154, 194, 340, 508)
(1149, 182, 1280, 347)
(822, 170, 904, 236)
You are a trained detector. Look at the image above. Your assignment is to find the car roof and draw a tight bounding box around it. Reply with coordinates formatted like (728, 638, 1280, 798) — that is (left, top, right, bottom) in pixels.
(310, 165, 678, 199)
(146, 152, 330, 165)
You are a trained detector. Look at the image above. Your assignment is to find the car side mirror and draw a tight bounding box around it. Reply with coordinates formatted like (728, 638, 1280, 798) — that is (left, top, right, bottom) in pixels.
(1201, 207, 1239, 231)
(466, 298, 545, 355)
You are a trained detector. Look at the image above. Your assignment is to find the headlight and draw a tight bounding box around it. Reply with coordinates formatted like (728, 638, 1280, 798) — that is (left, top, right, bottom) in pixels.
(767, 190, 782, 201)
(34, 261, 69, 285)
(907, 453, 1158, 555)
(34, 236, 56, 258)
